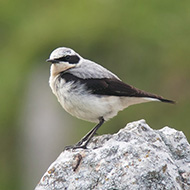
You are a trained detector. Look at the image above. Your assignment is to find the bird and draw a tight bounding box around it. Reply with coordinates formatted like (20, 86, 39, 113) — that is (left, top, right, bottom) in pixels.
(46, 47, 175, 149)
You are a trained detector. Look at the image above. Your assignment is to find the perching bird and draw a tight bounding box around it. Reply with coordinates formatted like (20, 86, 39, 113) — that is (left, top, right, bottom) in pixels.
(47, 47, 175, 149)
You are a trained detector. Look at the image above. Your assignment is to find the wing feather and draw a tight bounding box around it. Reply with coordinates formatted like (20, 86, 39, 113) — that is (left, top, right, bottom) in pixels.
(60, 72, 175, 104)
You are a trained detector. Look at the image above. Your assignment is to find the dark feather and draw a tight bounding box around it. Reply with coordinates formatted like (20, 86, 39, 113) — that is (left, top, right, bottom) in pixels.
(60, 72, 175, 104)
(54, 55, 80, 64)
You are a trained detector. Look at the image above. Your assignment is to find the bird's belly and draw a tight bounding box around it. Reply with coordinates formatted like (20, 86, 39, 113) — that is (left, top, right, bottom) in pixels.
(56, 89, 124, 123)
(50, 78, 127, 123)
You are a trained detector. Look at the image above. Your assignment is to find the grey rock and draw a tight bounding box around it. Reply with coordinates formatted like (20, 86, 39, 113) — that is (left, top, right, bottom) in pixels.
(35, 120, 190, 190)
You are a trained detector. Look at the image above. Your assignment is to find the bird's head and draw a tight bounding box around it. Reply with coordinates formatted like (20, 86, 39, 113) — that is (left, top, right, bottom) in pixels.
(46, 47, 82, 76)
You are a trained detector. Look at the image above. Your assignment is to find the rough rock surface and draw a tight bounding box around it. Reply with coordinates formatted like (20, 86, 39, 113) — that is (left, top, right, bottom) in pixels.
(35, 120, 190, 190)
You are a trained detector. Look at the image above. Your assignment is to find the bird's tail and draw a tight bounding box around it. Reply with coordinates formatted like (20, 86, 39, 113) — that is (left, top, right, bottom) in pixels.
(142, 95, 175, 104)
(155, 97, 176, 104)
(132, 87, 176, 104)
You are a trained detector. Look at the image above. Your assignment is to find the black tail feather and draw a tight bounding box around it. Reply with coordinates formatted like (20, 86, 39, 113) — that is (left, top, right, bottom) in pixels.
(157, 97, 176, 104)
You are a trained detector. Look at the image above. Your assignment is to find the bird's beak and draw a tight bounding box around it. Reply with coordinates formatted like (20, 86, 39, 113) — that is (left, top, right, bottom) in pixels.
(46, 59, 59, 63)
(46, 59, 52, 62)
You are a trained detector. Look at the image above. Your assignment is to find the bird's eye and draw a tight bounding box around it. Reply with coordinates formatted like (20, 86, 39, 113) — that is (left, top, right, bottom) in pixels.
(65, 55, 70, 60)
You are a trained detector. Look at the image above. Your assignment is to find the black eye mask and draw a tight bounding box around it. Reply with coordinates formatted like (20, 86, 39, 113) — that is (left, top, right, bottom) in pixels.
(55, 55, 80, 64)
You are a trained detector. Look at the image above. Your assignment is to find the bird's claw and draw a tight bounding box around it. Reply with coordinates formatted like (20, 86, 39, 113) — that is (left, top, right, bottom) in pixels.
(64, 143, 87, 151)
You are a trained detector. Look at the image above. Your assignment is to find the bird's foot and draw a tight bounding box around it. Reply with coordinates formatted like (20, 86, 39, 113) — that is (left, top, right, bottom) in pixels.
(64, 143, 87, 151)
(64, 117, 104, 151)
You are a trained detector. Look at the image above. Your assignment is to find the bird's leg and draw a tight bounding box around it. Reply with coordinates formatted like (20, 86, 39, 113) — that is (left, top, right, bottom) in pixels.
(79, 117, 104, 149)
(64, 127, 97, 150)
(75, 124, 100, 146)
(64, 117, 104, 150)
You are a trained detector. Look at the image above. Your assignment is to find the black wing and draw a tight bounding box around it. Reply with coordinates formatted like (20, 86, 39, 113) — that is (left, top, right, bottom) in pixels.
(60, 72, 175, 104)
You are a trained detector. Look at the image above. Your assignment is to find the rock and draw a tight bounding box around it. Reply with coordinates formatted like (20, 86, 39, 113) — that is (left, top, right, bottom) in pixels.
(35, 120, 190, 190)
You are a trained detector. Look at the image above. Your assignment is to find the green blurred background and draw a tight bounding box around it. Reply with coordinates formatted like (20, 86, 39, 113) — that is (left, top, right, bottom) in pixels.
(0, 0, 190, 189)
